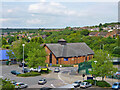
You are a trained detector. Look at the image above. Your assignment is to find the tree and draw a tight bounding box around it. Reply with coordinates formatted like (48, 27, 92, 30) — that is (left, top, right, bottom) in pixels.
(89, 50, 117, 81)
(80, 29, 89, 36)
(2, 38, 8, 45)
(1, 78, 15, 90)
(30, 37, 44, 44)
(112, 46, 120, 57)
(26, 42, 47, 67)
(11, 40, 26, 61)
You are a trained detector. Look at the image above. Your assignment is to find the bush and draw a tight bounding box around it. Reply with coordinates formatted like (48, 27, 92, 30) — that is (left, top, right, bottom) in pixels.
(40, 70, 51, 74)
(96, 81, 111, 87)
(17, 72, 41, 77)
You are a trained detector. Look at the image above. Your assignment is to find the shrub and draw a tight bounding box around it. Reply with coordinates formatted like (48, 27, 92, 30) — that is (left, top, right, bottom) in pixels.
(96, 81, 111, 87)
(17, 72, 41, 77)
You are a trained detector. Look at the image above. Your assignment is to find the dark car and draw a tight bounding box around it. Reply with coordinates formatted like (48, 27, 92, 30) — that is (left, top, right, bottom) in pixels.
(19, 63, 27, 67)
(22, 68, 30, 73)
(11, 70, 21, 75)
(38, 78, 47, 85)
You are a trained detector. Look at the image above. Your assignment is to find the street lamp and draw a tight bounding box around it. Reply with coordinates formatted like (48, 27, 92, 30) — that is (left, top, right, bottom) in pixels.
(94, 60, 97, 86)
(22, 44, 25, 73)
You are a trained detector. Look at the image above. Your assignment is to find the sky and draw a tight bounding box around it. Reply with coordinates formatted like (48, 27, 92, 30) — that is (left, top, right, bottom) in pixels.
(0, 0, 119, 28)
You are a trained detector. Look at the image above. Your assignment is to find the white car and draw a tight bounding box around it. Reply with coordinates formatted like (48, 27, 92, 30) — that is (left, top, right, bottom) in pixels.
(72, 80, 81, 87)
(30, 68, 38, 72)
(15, 82, 28, 89)
(38, 78, 47, 85)
(80, 82, 92, 88)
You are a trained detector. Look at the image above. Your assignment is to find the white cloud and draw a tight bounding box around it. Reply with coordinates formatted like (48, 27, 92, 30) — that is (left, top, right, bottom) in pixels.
(0, 18, 11, 22)
(26, 19, 46, 24)
(7, 9, 13, 13)
(28, 2, 83, 16)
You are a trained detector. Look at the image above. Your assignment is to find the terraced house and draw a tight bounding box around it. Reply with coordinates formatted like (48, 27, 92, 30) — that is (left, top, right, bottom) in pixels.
(44, 39, 94, 65)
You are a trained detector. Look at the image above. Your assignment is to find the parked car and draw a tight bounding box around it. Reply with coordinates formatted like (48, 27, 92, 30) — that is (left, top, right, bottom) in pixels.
(112, 82, 120, 89)
(11, 70, 21, 75)
(54, 67, 60, 73)
(72, 80, 81, 87)
(11, 80, 17, 85)
(30, 68, 38, 72)
(38, 78, 47, 85)
(15, 82, 28, 89)
(19, 63, 27, 67)
(80, 82, 92, 88)
(22, 68, 30, 73)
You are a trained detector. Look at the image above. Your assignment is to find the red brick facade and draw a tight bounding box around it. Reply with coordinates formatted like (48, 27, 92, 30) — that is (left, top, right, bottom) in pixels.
(45, 46, 93, 65)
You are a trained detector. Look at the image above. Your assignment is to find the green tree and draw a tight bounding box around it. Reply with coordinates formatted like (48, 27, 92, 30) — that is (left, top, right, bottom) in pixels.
(1, 78, 15, 90)
(11, 40, 26, 61)
(6, 50, 15, 61)
(89, 50, 117, 81)
(112, 46, 120, 57)
(30, 37, 44, 44)
(80, 29, 89, 36)
(2, 38, 8, 45)
(26, 42, 47, 67)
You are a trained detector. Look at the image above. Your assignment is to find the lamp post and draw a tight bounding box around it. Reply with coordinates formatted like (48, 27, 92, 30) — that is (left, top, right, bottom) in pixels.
(22, 44, 25, 73)
(94, 60, 97, 86)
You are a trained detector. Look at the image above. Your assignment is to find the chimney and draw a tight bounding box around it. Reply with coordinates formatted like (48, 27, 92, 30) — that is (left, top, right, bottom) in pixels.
(58, 39, 66, 45)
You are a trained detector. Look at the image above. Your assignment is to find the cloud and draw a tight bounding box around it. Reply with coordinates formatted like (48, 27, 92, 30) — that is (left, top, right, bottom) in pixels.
(7, 9, 13, 13)
(0, 18, 11, 22)
(28, 2, 83, 16)
(26, 19, 46, 24)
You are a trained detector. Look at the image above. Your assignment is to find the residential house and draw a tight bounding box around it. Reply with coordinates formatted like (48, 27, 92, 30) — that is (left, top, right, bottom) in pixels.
(97, 31, 108, 37)
(89, 32, 99, 36)
(44, 39, 94, 65)
(106, 30, 120, 38)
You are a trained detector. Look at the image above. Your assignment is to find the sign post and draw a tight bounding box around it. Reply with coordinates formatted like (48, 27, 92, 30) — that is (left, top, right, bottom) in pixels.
(82, 74, 85, 81)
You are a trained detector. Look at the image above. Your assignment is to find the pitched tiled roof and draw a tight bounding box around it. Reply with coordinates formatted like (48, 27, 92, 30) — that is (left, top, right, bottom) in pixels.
(98, 32, 108, 36)
(89, 32, 98, 35)
(45, 43, 94, 58)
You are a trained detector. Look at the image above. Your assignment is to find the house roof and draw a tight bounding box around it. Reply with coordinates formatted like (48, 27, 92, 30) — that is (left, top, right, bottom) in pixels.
(45, 43, 94, 58)
(89, 32, 98, 35)
(98, 32, 108, 36)
(0, 50, 15, 60)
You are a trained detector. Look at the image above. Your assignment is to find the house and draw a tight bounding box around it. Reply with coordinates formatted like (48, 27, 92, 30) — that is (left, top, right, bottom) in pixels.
(105, 30, 120, 38)
(89, 32, 99, 36)
(0, 49, 16, 65)
(97, 31, 108, 37)
(44, 39, 94, 65)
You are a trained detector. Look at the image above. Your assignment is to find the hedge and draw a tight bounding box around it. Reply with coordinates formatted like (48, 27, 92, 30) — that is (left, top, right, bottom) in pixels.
(17, 72, 41, 77)
(84, 80, 111, 87)
(17, 70, 51, 77)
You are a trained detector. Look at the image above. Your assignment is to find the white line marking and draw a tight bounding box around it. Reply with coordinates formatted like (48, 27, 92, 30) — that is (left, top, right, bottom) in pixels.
(58, 72, 68, 84)
(51, 84, 55, 88)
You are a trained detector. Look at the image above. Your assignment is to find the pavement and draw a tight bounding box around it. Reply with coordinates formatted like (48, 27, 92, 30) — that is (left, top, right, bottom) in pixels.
(1, 65, 118, 89)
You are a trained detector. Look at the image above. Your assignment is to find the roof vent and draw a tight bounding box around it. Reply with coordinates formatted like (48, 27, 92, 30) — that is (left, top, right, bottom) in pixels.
(58, 39, 66, 45)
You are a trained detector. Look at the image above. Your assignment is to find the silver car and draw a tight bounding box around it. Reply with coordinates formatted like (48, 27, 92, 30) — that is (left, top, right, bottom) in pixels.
(38, 78, 47, 85)
(15, 82, 28, 89)
(80, 82, 92, 88)
(72, 80, 81, 87)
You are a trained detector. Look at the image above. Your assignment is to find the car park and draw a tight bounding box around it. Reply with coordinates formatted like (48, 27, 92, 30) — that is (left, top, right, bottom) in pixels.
(15, 82, 28, 89)
(54, 67, 60, 73)
(11, 70, 21, 75)
(38, 78, 47, 85)
(22, 68, 30, 73)
(72, 80, 81, 87)
(80, 82, 92, 88)
(112, 82, 120, 89)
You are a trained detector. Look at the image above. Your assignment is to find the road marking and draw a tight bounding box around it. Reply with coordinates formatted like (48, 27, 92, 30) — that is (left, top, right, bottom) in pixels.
(51, 84, 55, 88)
(58, 72, 68, 84)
